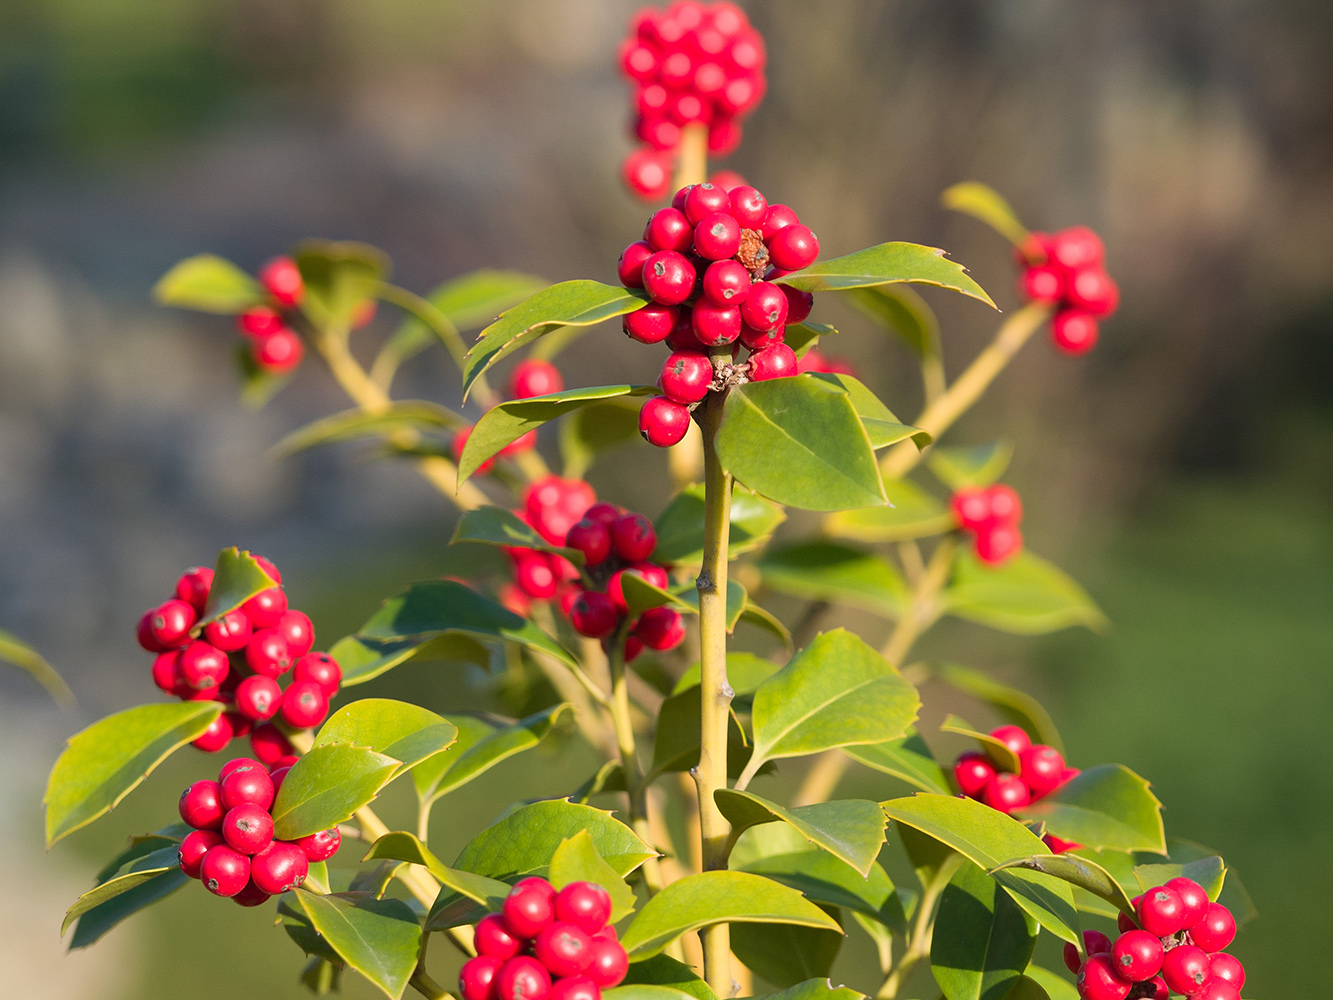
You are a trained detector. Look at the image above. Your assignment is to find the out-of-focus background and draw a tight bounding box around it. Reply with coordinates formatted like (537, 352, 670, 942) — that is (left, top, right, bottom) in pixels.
(2, 0, 1329, 996)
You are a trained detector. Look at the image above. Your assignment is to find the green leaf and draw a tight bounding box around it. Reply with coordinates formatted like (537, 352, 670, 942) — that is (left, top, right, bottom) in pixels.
(717, 377, 888, 512)
(549, 829, 637, 922)
(452, 506, 586, 564)
(295, 240, 391, 330)
(845, 729, 951, 795)
(331, 632, 493, 688)
(363, 831, 511, 911)
(1161, 839, 1255, 924)
(654, 484, 787, 566)
(756, 542, 908, 618)
(881, 794, 1079, 943)
(560, 398, 645, 479)
(0, 628, 74, 707)
(273, 402, 466, 457)
(1017, 765, 1166, 854)
(715, 790, 887, 876)
(202, 546, 279, 624)
(672, 579, 749, 632)
(572, 760, 626, 804)
(739, 599, 794, 651)
(649, 684, 752, 780)
(1001, 977, 1053, 1000)
(945, 550, 1108, 635)
(357, 579, 579, 669)
(62, 845, 183, 936)
(933, 663, 1064, 753)
(607, 987, 707, 1000)
(294, 891, 421, 1000)
(435, 270, 551, 331)
(673, 652, 781, 696)
(70, 865, 189, 948)
(463, 280, 648, 399)
(455, 800, 654, 880)
(620, 955, 719, 1000)
(271, 744, 401, 841)
(752, 979, 866, 1000)
(1024, 967, 1078, 1000)
(780, 242, 995, 309)
(618, 870, 842, 959)
(460, 385, 658, 483)
(731, 919, 844, 988)
(825, 480, 955, 544)
(45, 701, 223, 846)
(808, 373, 930, 449)
(989, 853, 1135, 916)
(844, 285, 941, 361)
(927, 442, 1013, 491)
(739, 851, 909, 937)
(744, 629, 921, 781)
(941, 183, 1031, 248)
(234, 342, 292, 408)
(420, 704, 570, 803)
(313, 698, 458, 781)
(785, 320, 839, 357)
(1132, 856, 1226, 900)
(939, 715, 1023, 774)
(931, 861, 1037, 1000)
(153, 254, 264, 313)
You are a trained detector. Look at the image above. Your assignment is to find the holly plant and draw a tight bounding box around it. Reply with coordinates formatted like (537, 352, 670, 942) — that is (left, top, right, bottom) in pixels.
(44, 5, 1254, 1000)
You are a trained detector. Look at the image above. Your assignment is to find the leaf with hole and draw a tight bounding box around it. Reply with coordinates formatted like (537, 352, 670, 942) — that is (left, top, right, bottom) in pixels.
(844, 729, 950, 795)
(455, 800, 653, 880)
(549, 829, 637, 922)
(927, 441, 1013, 491)
(756, 541, 908, 618)
(313, 698, 458, 782)
(294, 890, 421, 1000)
(945, 550, 1107, 635)
(273, 402, 466, 457)
(1017, 764, 1165, 854)
(271, 744, 400, 841)
(941, 183, 1031, 248)
(153, 254, 264, 313)
(780, 242, 995, 309)
(825, 479, 955, 544)
(715, 790, 887, 876)
(930, 861, 1037, 1000)
(653, 484, 786, 566)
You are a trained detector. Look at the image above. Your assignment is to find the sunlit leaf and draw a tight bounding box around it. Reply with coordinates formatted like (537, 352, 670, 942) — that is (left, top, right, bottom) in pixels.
(781, 242, 995, 309)
(153, 254, 263, 314)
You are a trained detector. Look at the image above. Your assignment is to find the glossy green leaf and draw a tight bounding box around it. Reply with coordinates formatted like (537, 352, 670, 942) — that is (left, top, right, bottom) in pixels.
(153, 254, 263, 313)
(273, 402, 466, 457)
(463, 280, 647, 398)
(271, 744, 400, 841)
(941, 183, 1031, 248)
(731, 919, 844, 988)
(452, 506, 586, 564)
(945, 550, 1107, 635)
(620, 955, 719, 1000)
(62, 845, 182, 936)
(1024, 967, 1078, 1000)
(754, 979, 866, 1000)
(756, 542, 908, 618)
(313, 698, 458, 781)
(673, 652, 781, 696)
(744, 629, 920, 782)
(654, 484, 786, 565)
(294, 891, 421, 1000)
(845, 285, 941, 361)
(572, 760, 626, 803)
(717, 377, 888, 512)
(420, 704, 570, 803)
(808, 373, 930, 449)
(1018, 765, 1165, 854)
(549, 829, 637, 922)
(781, 242, 995, 309)
(933, 663, 1063, 754)
(364, 831, 510, 911)
(619, 573, 695, 619)
(739, 850, 909, 937)
(881, 794, 1079, 943)
(202, 546, 279, 623)
(70, 865, 189, 948)
(785, 320, 839, 357)
(927, 442, 1013, 491)
(460, 385, 659, 483)
(649, 684, 752, 780)
(618, 870, 842, 958)
(606, 987, 705, 1000)
(45, 701, 223, 846)
(0, 628, 74, 706)
(898, 822, 965, 894)
(1132, 855, 1225, 899)
(455, 800, 653, 880)
(716, 790, 886, 876)
(295, 240, 391, 330)
(331, 632, 492, 688)
(940, 715, 1022, 774)
(931, 861, 1037, 1000)
(990, 853, 1135, 916)
(825, 480, 955, 544)
(845, 729, 951, 795)
(560, 398, 645, 479)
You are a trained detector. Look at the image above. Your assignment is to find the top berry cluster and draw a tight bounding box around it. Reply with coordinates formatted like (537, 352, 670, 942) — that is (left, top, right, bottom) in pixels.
(619, 2, 765, 201)
(1017, 227, 1119, 355)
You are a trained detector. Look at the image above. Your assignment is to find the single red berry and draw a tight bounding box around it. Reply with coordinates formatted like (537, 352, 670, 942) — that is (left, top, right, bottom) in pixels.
(1192, 981, 1239, 1000)
(566, 519, 612, 567)
(1018, 745, 1066, 798)
(660, 350, 713, 405)
(683, 182, 731, 225)
(253, 328, 304, 372)
(1165, 877, 1210, 928)
(220, 762, 275, 810)
(644, 208, 695, 253)
(200, 844, 251, 897)
(584, 503, 622, 527)
(295, 828, 341, 863)
(220, 757, 263, 782)
(1021, 264, 1067, 303)
(280, 680, 329, 729)
(585, 939, 628, 988)
(707, 169, 747, 191)
(729, 185, 769, 228)
(151, 651, 184, 696)
(617, 241, 654, 289)
(232, 880, 272, 907)
(570, 591, 619, 639)
(611, 513, 656, 562)
(460, 955, 504, 1000)
(177, 640, 229, 691)
(136, 610, 169, 652)
(975, 524, 1023, 565)
(1137, 886, 1187, 938)
(622, 149, 672, 202)
(245, 629, 292, 677)
(768, 224, 819, 270)
(691, 302, 742, 345)
(639, 396, 691, 447)
(642, 251, 696, 306)
(951, 488, 992, 531)
(175, 566, 214, 612)
(666, 311, 706, 351)
(250, 840, 309, 894)
(748, 343, 797, 380)
(249, 554, 281, 584)
(476, 912, 524, 960)
(1208, 954, 1244, 990)
(990, 725, 1032, 755)
(243, 588, 288, 628)
(1051, 309, 1099, 355)
(1064, 943, 1082, 975)
(275, 610, 314, 658)
(249, 724, 295, 766)
(761, 204, 800, 240)
(952, 751, 996, 798)
(623, 303, 679, 344)
(1067, 267, 1120, 317)
(293, 652, 342, 696)
(496, 956, 551, 1000)
(1119, 905, 1139, 935)
(511, 359, 564, 400)
(634, 607, 686, 651)
(781, 284, 814, 324)
(986, 484, 1023, 524)
(238, 305, 284, 338)
(271, 753, 299, 771)
(221, 803, 274, 855)
(694, 212, 742, 260)
(1076, 954, 1132, 1000)
(548, 975, 601, 1000)
(503, 880, 557, 939)
(739, 322, 783, 350)
(259, 256, 304, 306)
(1049, 226, 1104, 271)
(1085, 930, 1114, 954)
(535, 921, 594, 977)
(702, 259, 751, 305)
(149, 599, 198, 648)
(178, 829, 223, 878)
(192, 712, 234, 753)
(982, 772, 1030, 812)
(268, 766, 290, 793)
(204, 608, 252, 651)
(515, 553, 559, 600)
(1161, 944, 1212, 996)
(1112, 930, 1164, 982)
(554, 881, 613, 935)
(740, 281, 788, 332)
(1188, 902, 1236, 952)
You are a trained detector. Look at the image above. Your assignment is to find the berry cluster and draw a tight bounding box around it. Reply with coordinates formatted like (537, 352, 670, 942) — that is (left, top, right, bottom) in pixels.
(138, 555, 341, 754)
(460, 878, 628, 1000)
(619, 2, 766, 202)
(951, 484, 1024, 566)
(953, 725, 1079, 847)
(1065, 880, 1243, 1000)
(235, 258, 307, 375)
(500, 475, 593, 616)
(452, 360, 566, 476)
(1017, 227, 1119, 356)
(177, 756, 340, 906)
(618, 181, 818, 447)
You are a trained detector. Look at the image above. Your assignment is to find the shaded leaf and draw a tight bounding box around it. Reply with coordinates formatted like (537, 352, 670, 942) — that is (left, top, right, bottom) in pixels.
(1000, 977, 1053, 1000)
(1017, 765, 1166, 855)
(825, 480, 955, 544)
(364, 831, 510, 911)
(561, 398, 645, 479)
(931, 861, 1037, 1000)
(808, 373, 930, 449)
(436, 270, 550, 331)
(295, 240, 390, 330)
(653, 484, 786, 566)
(650, 684, 752, 780)
(715, 790, 887, 876)
(62, 845, 182, 937)
(331, 632, 492, 689)
(455, 800, 653, 880)
(0, 627, 74, 707)
(739, 850, 909, 937)
(273, 402, 466, 457)
(673, 652, 781, 696)
(785, 321, 839, 357)
(731, 919, 843, 988)
(202, 546, 279, 624)
(620, 955, 719, 1000)
(607, 987, 707, 1000)
(419, 704, 570, 803)
(271, 744, 400, 841)
(751, 980, 866, 1000)
(945, 550, 1107, 635)
(780, 242, 995, 309)
(928, 442, 1013, 491)
(844, 729, 951, 795)
(845, 285, 941, 361)
(756, 542, 908, 618)
(549, 829, 637, 922)
(294, 891, 421, 1000)
(739, 599, 793, 651)
(941, 183, 1031, 248)
(452, 506, 586, 564)
(153, 254, 263, 314)
(313, 698, 458, 781)
(939, 714, 1023, 774)
(989, 854, 1135, 916)
(1024, 967, 1078, 1000)
(572, 760, 626, 804)
(933, 663, 1063, 754)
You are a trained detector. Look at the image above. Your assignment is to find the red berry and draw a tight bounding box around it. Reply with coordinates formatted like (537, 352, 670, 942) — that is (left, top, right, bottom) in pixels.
(639, 396, 691, 447)
(617, 241, 654, 288)
(566, 519, 612, 567)
(666, 311, 706, 351)
(151, 651, 184, 695)
(1064, 943, 1082, 975)
(683, 183, 730, 225)
(221, 762, 275, 810)
(275, 610, 314, 658)
(748, 343, 797, 381)
(1208, 953, 1244, 990)
(702, 259, 752, 305)
(204, 609, 253, 651)
(259, 256, 304, 306)
(1051, 309, 1099, 354)
(511, 360, 564, 400)
(295, 828, 341, 863)
(1084, 930, 1113, 954)
(584, 503, 620, 527)
(1021, 264, 1067, 303)
(268, 766, 291, 793)
(781, 284, 814, 324)
(515, 553, 559, 600)
(988, 725, 1031, 755)
(232, 880, 272, 907)
(623, 303, 679, 344)
(238, 305, 283, 338)
(252, 555, 282, 585)
(768, 224, 819, 270)
(249, 724, 295, 765)
(739, 322, 784, 351)
(622, 149, 672, 202)
(150, 599, 198, 648)
(707, 168, 746, 191)
(1189, 902, 1236, 952)
(740, 281, 788, 332)
(982, 773, 1030, 812)
(1193, 982, 1239, 1000)
(570, 591, 619, 639)
(503, 881, 556, 939)
(245, 629, 292, 677)
(250, 840, 309, 894)
(178, 829, 223, 878)
(585, 939, 628, 988)
(293, 652, 342, 696)
(1165, 877, 1210, 929)
(661, 350, 713, 404)
(729, 185, 769, 228)
(1077, 954, 1132, 1000)
(611, 514, 656, 562)
(690, 302, 741, 345)
(243, 587, 288, 628)
(221, 803, 274, 855)
(761, 204, 800, 240)
(535, 921, 594, 976)
(1018, 745, 1066, 798)
(1067, 267, 1119, 317)
(178, 640, 229, 691)
(1140, 977, 1170, 1000)
(974, 524, 1022, 565)
(1044, 833, 1083, 853)
(1119, 907, 1139, 935)
(175, 566, 214, 612)
(644, 208, 695, 253)
(460, 955, 504, 1000)
(1137, 886, 1187, 938)
(953, 751, 996, 798)
(271, 754, 300, 771)
(496, 956, 551, 1000)
(192, 713, 235, 753)
(1161, 944, 1212, 995)
(634, 607, 686, 651)
(476, 912, 524, 960)
(280, 680, 329, 729)
(136, 610, 169, 652)
(200, 844, 251, 897)
(1112, 930, 1164, 982)
(952, 488, 992, 531)
(554, 882, 612, 935)
(253, 328, 304, 372)
(694, 212, 742, 260)
(1049, 226, 1104, 271)
(642, 251, 696, 306)
(549, 976, 601, 1000)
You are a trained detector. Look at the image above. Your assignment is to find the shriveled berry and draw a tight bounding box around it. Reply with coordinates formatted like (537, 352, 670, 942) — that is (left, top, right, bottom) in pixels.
(642, 251, 696, 306)
(1140, 976, 1170, 1000)
(570, 590, 619, 639)
(639, 396, 691, 447)
(296, 828, 341, 863)
(748, 343, 797, 380)
(221, 762, 275, 810)
(243, 588, 288, 628)
(1188, 902, 1236, 952)
(178, 640, 229, 691)
(1112, 929, 1164, 982)
(178, 829, 223, 878)
(768, 224, 819, 270)
(175, 566, 214, 612)
(1018, 745, 1066, 798)
(982, 772, 1030, 812)
(150, 599, 198, 648)
(259, 256, 304, 306)
(585, 938, 629, 988)
(567, 519, 612, 567)
(476, 912, 524, 960)
(221, 803, 274, 855)
(990, 725, 1032, 755)
(535, 921, 594, 977)
(293, 652, 342, 696)
(250, 840, 309, 894)
(740, 281, 788, 331)
(1136, 886, 1187, 938)
(644, 208, 694, 253)
(702, 259, 751, 305)
(1161, 944, 1212, 996)
(460, 955, 504, 1000)
(635, 607, 686, 651)
(554, 881, 613, 934)
(511, 360, 564, 400)
(280, 680, 329, 729)
(496, 956, 551, 1000)
(192, 712, 234, 752)
(200, 844, 251, 897)
(729, 185, 769, 228)
(692, 302, 742, 345)
(953, 751, 996, 798)
(275, 610, 314, 658)
(661, 350, 713, 404)
(624, 303, 679, 344)
(683, 183, 730, 225)
(1051, 309, 1099, 354)
(1165, 877, 1210, 928)
(204, 609, 252, 651)
(1077, 954, 1131, 1000)
(249, 724, 295, 766)
(245, 629, 292, 677)
(611, 513, 656, 562)
(617, 241, 654, 289)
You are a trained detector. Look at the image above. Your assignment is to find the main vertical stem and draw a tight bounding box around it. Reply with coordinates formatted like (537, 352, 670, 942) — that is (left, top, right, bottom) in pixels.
(695, 391, 734, 994)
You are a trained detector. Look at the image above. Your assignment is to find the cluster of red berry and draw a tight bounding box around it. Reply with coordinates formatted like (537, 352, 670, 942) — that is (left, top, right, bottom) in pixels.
(1067, 879, 1243, 1000)
(619, 2, 766, 202)
(618, 181, 818, 446)
(460, 878, 628, 1000)
(452, 360, 566, 476)
(138, 556, 341, 754)
(953, 724, 1080, 848)
(951, 484, 1024, 566)
(235, 258, 307, 375)
(500, 475, 594, 615)
(176, 756, 340, 906)
(1017, 227, 1120, 356)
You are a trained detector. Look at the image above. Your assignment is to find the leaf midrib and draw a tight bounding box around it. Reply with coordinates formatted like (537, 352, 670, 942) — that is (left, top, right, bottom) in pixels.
(755, 674, 887, 761)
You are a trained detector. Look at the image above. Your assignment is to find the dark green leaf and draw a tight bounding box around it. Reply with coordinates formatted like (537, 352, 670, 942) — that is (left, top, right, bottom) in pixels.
(295, 240, 391, 330)
(560, 399, 645, 479)
(419, 704, 570, 803)
(313, 698, 458, 781)
(1018, 765, 1165, 855)
(751, 979, 866, 1000)
(844, 285, 941, 361)
(364, 831, 510, 911)
(273, 402, 466, 457)
(945, 550, 1107, 635)
(153, 254, 263, 313)
(45, 701, 223, 846)
(606, 987, 705, 1000)
(739, 850, 909, 937)
(294, 891, 421, 1000)
(271, 744, 400, 841)
(825, 480, 955, 544)
(715, 790, 886, 876)
(731, 919, 843, 988)
(717, 377, 888, 512)
(807, 373, 930, 449)
(931, 861, 1037, 1000)
(1024, 967, 1078, 1000)
(941, 183, 1031, 248)
(463, 280, 648, 398)
(62, 845, 182, 936)
(330, 632, 492, 688)
(927, 442, 1013, 491)
(70, 869, 189, 948)
(673, 652, 781, 696)
(756, 542, 907, 618)
(653, 484, 786, 566)
(780, 242, 995, 309)
(844, 729, 951, 795)
(1000, 977, 1053, 1000)
(0, 627, 74, 707)
(939, 714, 1023, 774)
(739, 599, 793, 651)
(202, 546, 280, 623)
(455, 800, 654, 880)
(989, 854, 1135, 916)
(572, 760, 626, 804)
(933, 663, 1064, 754)
(549, 829, 637, 922)
(620, 955, 719, 1000)
(452, 506, 586, 564)
(649, 684, 752, 780)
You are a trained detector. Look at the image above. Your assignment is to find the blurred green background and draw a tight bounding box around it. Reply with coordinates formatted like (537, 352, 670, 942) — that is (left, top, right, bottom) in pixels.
(1, 1, 1329, 997)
